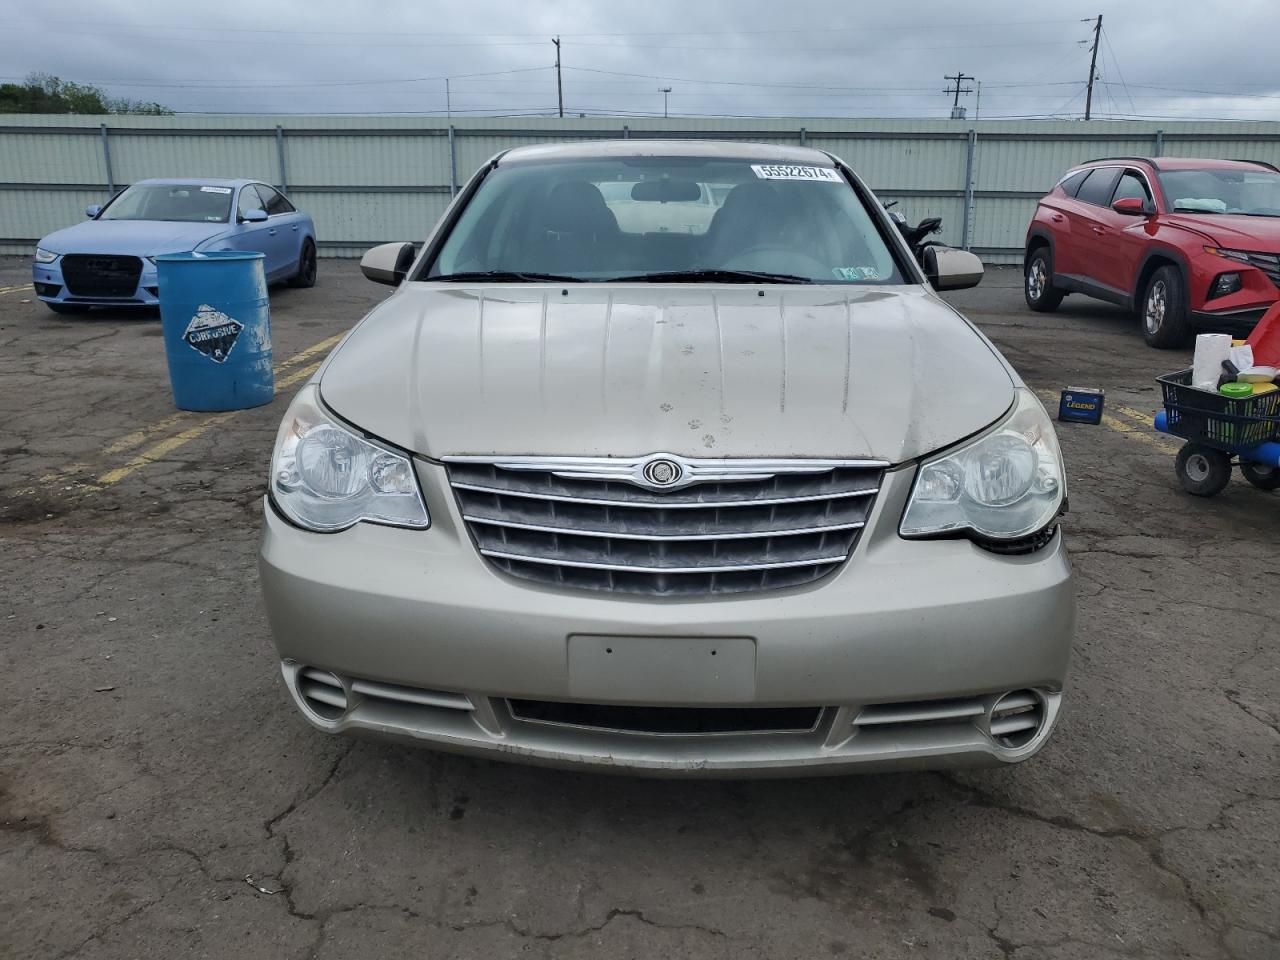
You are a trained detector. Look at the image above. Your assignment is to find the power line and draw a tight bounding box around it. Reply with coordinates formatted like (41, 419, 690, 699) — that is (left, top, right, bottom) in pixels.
(0, 17, 1085, 39)
(1100, 25, 1135, 113)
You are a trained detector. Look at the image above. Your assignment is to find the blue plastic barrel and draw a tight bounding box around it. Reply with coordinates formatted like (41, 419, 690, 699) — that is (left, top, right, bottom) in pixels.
(156, 251, 274, 412)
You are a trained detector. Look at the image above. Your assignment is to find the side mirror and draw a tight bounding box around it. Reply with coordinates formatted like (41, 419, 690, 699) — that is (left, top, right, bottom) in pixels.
(1112, 197, 1153, 216)
(923, 246, 984, 291)
(360, 242, 417, 286)
(85, 205, 102, 218)
(240, 208, 268, 223)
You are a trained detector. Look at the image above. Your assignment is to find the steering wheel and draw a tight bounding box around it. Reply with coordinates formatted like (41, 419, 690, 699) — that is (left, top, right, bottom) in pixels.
(721, 243, 829, 276)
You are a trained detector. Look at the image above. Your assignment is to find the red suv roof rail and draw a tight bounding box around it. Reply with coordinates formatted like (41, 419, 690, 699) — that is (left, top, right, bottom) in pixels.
(1226, 158, 1280, 172)
(1081, 156, 1159, 169)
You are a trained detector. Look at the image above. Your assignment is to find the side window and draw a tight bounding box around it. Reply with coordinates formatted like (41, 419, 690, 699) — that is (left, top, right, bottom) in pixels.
(258, 185, 295, 215)
(1058, 170, 1090, 197)
(237, 185, 267, 220)
(1075, 168, 1123, 207)
(1112, 171, 1151, 205)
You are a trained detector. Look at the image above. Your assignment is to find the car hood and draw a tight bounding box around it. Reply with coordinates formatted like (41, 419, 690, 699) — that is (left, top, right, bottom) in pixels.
(320, 284, 1015, 464)
(1165, 213, 1280, 249)
(40, 219, 226, 256)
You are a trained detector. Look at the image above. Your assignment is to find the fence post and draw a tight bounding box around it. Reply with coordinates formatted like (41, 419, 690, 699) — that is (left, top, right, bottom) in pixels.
(1154, 128, 1164, 158)
(99, 123, 114, 194)
(275, 125, 288, 191)
(799, 127, 807, 146)
(961, 128, 976, 250)
(448, 124, 458, 196)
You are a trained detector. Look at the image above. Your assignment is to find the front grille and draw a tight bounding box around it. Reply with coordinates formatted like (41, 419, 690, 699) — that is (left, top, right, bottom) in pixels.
(446, 457, 884, 596)
(60, 254, 142, 297)
(509, 699, 823, 734)
(1235, 250, 1280, 288)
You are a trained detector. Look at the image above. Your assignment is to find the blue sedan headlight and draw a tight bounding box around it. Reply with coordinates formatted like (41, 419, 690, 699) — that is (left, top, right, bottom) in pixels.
(34, 247, 58, 263)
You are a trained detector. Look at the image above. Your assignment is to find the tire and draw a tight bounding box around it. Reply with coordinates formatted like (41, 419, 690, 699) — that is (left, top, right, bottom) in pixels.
(1240, 461, 1280, 490)
(1175, 443, 1232, 497)
(1141, 264, 1192, 348)
(1024, 246, 1064, 312)
(45, 302, 89, 315)
(288, 239, 317, 288)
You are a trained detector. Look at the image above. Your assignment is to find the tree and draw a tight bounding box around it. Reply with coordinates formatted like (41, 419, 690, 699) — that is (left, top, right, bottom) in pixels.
(0, 72, 172, 115)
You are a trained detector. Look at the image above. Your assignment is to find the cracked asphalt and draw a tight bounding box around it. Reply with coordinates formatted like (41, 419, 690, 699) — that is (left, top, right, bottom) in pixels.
(1, 257, 1277, 960)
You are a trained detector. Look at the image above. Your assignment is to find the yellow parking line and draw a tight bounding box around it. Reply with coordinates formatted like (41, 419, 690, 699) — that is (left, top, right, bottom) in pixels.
(1034, 388, 1178, 455)
(43, 334, 341, 485)
(277, 333, 343, 371)
(1112, 403, 1158, 427)
(95, 358, 323, 487)
(0, 284, 29, 295)
(97, 414, 238, 485)
(1101, 412, 1181, 454)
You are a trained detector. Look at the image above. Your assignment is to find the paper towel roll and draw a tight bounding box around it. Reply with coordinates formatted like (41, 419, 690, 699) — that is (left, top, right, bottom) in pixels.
(1193, 333, 1232, 388)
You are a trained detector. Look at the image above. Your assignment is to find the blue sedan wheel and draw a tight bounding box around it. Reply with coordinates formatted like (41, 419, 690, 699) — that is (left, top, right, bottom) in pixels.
(288, 239, 318, 289)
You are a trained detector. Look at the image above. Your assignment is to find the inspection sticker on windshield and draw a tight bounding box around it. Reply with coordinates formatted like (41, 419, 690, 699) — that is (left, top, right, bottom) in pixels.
(200, 186, 232, 194)
(751, 164, 842, 182)
(183, 304, 243, 363)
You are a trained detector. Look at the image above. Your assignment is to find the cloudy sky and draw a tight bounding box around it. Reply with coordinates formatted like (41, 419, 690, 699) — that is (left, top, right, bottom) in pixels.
(4, 0, 1278, 121)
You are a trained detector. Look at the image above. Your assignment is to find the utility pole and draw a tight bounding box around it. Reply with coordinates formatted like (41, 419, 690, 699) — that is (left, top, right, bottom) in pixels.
(445, 78, 451, 119)
(660, 86, 671, 118)
(943, 72, 974, 119)
(1084, 14, 1102, 120)
(552, 36, 564, 118)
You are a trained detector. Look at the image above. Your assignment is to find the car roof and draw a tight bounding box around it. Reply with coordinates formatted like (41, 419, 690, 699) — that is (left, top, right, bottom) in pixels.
(1073, 157, 1276, 173)
(499, 139, 838, 167)
(132, 177, 257, 188)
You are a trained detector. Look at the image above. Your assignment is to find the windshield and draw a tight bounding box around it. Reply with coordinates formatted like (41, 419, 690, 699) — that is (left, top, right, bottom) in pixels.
(426, 157, 905, 284)
(100, 183, 233, 223)
(1158, 168, 1280, 216)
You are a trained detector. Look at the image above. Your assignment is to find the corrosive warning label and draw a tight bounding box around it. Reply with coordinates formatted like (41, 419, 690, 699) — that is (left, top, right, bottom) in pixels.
(183, 304, 244, 363)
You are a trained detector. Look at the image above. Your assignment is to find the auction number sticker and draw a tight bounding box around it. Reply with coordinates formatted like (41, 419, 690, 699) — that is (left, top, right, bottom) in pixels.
(200, 186, 233, 194)
(751, 164, 842, 182)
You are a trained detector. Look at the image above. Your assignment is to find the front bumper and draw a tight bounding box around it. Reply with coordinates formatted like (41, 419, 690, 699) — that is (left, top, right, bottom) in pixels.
(32, 256, 160, 307)
(1191, 305, 1269, 333)
(259, 463, 1076, 777)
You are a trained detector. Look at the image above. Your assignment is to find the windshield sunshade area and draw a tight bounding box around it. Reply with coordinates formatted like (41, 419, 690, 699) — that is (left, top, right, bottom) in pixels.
(1159, 168, 1280, 216)
(426, 157, 905, 284)
(100, 183, 233, 223)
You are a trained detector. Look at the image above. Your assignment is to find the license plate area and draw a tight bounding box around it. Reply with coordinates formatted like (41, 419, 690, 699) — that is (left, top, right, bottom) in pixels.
(567, 634, 756, 703)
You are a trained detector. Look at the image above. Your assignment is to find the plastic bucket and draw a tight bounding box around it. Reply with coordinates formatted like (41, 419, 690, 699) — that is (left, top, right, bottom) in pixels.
(156, 251, 274, 412)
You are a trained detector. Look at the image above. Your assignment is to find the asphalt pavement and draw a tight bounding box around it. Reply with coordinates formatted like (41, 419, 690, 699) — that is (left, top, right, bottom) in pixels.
(1, 259, 1276, 960)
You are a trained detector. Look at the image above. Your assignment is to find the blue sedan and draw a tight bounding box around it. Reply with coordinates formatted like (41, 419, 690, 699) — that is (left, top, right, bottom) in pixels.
(32, 178, 317, 314)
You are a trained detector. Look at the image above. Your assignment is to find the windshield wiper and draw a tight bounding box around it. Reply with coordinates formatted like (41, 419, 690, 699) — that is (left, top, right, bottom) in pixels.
(430, 270, 584, 283)
(609, 268, 812, 284)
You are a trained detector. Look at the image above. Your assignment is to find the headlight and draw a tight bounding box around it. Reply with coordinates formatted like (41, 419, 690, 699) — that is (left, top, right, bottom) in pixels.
(900, 388, 1064, 542)
(1203, 245, 1252, 264)
(34, 247, 58, 263)
(270, 384, 429, 533)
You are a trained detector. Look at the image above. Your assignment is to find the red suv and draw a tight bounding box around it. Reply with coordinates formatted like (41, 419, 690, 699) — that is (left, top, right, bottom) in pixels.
(1024, 157, 1280, 347)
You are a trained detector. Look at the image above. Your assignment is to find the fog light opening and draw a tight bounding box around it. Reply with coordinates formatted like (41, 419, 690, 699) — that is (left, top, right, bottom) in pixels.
(987, 689, 1045, 749)
(296, 667, 349, 722)
(1211, 272, 1242, 299)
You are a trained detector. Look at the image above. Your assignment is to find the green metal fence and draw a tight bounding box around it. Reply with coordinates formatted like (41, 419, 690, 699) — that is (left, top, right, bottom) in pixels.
(5, 114, 1280, 263)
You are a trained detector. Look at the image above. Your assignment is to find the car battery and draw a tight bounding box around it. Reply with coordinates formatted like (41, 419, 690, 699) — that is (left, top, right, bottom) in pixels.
(1058, 386, 1105, 424)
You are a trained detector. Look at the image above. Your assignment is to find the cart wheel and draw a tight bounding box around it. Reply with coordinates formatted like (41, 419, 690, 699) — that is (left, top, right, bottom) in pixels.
(1175, 443, 1232, 497)
(1240, 461, 1280, 491)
